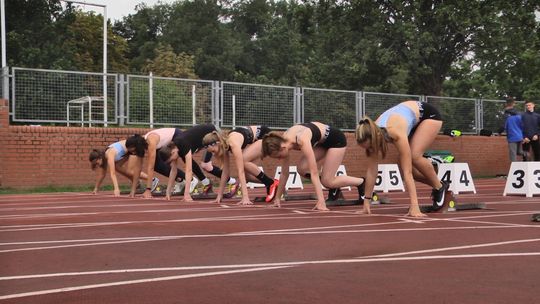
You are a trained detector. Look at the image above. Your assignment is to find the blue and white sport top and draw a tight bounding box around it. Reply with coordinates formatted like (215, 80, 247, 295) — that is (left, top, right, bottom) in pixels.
(108, 142, 127, 162)
(376, 104, 418, 136)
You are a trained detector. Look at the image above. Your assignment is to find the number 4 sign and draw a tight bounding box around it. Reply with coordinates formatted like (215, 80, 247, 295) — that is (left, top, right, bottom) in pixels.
(437, 163, 476, 194)
(503, 162, 540, 197)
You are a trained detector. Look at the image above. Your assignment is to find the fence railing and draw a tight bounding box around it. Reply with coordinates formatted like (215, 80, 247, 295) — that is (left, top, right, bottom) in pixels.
(2, 66, 514, 134)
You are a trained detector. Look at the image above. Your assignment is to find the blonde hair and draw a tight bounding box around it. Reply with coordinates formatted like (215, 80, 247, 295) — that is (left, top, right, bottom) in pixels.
(261, 131, 286, 158)
(355, 116, 389, 158)
(202, 130, 230, 161)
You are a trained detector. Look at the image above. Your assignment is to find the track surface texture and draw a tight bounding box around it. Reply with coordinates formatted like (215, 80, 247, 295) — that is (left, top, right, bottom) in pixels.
(1, 178, 539, 303)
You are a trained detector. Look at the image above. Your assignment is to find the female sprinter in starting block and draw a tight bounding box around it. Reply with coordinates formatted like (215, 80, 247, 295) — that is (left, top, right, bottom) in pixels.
(355, 100, 448, 217)
(89, 134, 157, 197)
(158, 124, 237, 202)
(262, 122, 365, 211)
(202, 126, 279, 205)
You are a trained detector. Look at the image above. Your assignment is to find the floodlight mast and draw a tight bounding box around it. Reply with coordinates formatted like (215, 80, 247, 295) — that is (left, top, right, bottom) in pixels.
(1, 0, 8, 99)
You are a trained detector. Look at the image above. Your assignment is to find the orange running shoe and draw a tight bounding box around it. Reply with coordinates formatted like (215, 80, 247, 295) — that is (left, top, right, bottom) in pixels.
(265, 179, 279, 202)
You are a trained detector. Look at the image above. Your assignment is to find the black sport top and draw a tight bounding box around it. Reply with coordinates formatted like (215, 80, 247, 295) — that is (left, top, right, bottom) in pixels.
(172, 124, 217, 157)
(231, 125, 271, 149)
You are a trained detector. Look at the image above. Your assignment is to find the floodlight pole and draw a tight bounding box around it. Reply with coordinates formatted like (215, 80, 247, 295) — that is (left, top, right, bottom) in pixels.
(1, 0, 8, 100)
(62, 1, 107, 126)
(1, 0, 6, 68)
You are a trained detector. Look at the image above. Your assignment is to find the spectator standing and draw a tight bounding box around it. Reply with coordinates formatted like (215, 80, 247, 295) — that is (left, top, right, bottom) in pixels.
(498, 98, 519, 134)
(521, 101, 540, 161)
(504, 112, 525, 162)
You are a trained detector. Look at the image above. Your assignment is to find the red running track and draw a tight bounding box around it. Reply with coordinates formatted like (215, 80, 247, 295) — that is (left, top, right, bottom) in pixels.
(0, 178, 539, 303)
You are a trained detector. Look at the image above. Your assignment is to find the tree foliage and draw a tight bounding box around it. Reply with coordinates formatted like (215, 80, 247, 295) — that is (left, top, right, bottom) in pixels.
(4, 0, 540, 100)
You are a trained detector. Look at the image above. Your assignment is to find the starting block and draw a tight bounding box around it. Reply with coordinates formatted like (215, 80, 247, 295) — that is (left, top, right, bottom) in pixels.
(374, 164, 405, 193)
(253, 192, 317, 202)
(326, 199, 361, 206)
(532, 214, 540, 222)
(420, 201, 486, 213)
(191, 192, 217, 200)
(437, 163, 476, 194)
(503, 162, 540, 197)
(325, 190, 391, 207)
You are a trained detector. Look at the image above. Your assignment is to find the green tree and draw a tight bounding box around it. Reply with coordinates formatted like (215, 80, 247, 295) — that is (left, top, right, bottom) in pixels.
(5, 0, 128, 72)
(142, 44, 197, 79)
(112, 2, 171, 73)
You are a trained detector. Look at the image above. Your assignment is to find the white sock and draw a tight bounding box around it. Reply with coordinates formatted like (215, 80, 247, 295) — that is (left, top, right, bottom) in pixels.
(201, 178, 211, 186)
(228, 177, 237, 185)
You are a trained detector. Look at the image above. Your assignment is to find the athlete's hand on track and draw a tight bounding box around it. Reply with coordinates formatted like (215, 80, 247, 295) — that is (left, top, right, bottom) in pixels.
(237, 197, 253, 206)
(142, 190, 153, 199)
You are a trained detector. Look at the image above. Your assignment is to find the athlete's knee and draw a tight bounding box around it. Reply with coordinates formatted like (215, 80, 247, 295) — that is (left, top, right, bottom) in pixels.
(411, 154, 426, 166)
(200, 162, 213, 172)
(320, 175, 335, 188)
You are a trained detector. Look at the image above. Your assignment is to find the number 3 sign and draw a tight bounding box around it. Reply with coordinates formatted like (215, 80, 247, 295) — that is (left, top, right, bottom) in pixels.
(503, 162, 540, 197)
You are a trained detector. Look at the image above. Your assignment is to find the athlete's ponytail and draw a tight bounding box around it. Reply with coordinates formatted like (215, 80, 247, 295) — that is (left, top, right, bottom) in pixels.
(355, 117, 389, 158)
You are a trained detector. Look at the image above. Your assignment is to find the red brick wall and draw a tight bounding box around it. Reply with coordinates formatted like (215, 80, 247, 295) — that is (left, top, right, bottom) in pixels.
(0, 99, 511, 189)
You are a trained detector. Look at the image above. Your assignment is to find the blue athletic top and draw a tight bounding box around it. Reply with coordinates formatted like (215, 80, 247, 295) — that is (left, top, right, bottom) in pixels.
(505, 114, 524, 143)
(108, 142, 127, 162)
(376, 104, 418, 136)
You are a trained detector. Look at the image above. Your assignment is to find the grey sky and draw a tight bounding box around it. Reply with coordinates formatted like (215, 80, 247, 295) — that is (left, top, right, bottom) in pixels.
(70, 1, 540, 22)
(65, 0, 176, 21)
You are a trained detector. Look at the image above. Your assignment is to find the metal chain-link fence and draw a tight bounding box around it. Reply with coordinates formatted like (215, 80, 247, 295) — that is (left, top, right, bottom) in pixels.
(221, 81, 296, 130)
(127, 75, 214, 127)
(5, 66, 522, 135)
(12, 67, 117, 125)
(302, 88, 358, 131)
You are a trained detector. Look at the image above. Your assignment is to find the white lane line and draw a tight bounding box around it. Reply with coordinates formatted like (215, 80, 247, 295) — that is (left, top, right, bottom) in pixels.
(0, 266, 291, 300)
(364, 238, 540, 258)
(1, 225, 537, 254)
(398, 218, 426, 224)
(0, 214, 362, 232)
(2, 252, 540, 300)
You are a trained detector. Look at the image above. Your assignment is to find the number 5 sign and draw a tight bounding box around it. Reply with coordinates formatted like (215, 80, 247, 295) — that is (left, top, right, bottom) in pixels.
(437, 163, 476, 194)
(374, 164, 405, 192)
(503, 162, 540, 197)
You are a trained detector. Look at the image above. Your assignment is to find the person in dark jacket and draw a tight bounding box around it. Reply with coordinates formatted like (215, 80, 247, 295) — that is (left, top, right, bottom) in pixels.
(521, 101, 540, 161)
